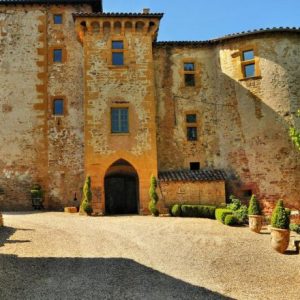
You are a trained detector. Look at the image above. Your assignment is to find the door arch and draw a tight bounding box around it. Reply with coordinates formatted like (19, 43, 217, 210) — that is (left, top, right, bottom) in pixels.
(104, 159, 139, 215)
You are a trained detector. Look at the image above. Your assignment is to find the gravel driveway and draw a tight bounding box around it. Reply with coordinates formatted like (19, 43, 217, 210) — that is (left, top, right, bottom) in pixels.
(0, 212, 299, 300)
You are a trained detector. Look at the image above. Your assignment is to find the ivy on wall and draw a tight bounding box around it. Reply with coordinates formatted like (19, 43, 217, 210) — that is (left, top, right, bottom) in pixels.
(289, 109, 300, 151)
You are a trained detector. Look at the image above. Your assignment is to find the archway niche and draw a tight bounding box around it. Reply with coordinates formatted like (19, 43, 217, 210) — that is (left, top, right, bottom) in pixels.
(104, 159, 139, 215)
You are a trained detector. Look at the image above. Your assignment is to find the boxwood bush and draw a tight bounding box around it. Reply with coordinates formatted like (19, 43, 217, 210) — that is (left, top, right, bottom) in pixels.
(215, 208, 233, 224)
(271, 200, 290, 229)
(171, 204, 181, 217)
(290, 223, 300, 234)
(224, 215, 239, 226)
(170, 204, 216, 219)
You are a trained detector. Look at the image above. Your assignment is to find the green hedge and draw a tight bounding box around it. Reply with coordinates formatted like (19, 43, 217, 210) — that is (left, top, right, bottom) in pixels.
(224, 215, 239, 226)
(290, 223, 300, 234)
(215, 208, 233, 224)
(171, 204, 182, 217)
(170, 204, 216, 219)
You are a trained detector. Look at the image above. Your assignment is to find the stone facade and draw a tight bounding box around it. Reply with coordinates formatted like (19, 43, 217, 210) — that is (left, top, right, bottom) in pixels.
(0, 1, 299, 213)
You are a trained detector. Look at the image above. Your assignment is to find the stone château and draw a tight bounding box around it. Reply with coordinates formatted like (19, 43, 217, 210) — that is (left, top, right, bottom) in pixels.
(0, 0, 299, 214)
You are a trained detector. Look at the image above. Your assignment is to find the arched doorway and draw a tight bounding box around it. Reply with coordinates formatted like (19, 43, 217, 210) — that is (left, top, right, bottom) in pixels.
(104, 159, 139, 215)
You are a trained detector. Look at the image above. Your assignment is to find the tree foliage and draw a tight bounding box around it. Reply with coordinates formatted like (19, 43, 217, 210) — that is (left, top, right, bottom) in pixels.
(148, 175, 159, 216)
(80, 176, 93, 214)
(290, 109, 300, 151)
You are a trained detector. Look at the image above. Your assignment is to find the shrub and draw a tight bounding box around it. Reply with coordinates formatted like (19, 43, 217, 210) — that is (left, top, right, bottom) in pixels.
(171, 204, 181, 217)
(233, 205, 248, 224)
(227, 195, 241, 211)
(180, 205, 216, 219)
(224, 215, 239, 226)
(227, 195, 248, 224)
(289, 224, 300, 234)
(149, 175, 159, 216)
(271, 200, 290, 229)
(215, 208, 233, 224)
(80, 176, 93, 214)
(248, 195, 261, 215)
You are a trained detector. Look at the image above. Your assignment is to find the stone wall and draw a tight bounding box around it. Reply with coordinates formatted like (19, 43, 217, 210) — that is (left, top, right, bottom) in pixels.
(154, 33, 300, 211)
(158, 181, 226, 208)
(0, 4, 91, 210)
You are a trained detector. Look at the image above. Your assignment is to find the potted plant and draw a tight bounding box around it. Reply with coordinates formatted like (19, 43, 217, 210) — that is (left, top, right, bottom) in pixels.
(248, 195, 263, 233)
(30, 184, 44, 210)
(270, 200, 290, 253)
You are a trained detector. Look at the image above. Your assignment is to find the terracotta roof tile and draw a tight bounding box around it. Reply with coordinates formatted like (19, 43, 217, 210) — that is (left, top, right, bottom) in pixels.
(158, 169, 226, 182)
(73, 12, 164, 19)
(0, 0, 102, 12)
(155, 27, 300, 47)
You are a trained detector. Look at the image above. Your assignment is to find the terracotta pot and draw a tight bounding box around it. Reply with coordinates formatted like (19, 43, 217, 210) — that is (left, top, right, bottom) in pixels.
(270, 227, 290, 254)
(248, 215, 263, 233)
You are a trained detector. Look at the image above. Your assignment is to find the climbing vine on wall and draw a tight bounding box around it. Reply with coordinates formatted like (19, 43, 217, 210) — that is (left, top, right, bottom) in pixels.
(289, 109, 300, 151)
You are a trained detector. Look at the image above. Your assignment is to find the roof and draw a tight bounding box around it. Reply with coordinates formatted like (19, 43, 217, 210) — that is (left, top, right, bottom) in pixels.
(155, 27, 300, 47)
(158, 169, 226, 182)
(0, 0, 102, 12)
(73, 12, 164, 19)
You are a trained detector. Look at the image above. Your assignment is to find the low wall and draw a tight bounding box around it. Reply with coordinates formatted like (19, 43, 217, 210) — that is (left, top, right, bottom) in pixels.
(158, 180, 226, 208)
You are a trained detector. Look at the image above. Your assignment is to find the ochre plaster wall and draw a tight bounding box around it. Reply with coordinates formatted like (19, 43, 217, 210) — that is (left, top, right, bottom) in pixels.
(75, 17, 160, 214)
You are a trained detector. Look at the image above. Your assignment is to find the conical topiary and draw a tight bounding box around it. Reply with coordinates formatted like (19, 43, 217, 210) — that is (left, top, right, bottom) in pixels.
(271, 200, 290, 229)
(148, 175, 159, 216)
(248, 195, 261, 215)
(80, 176, 93, 215)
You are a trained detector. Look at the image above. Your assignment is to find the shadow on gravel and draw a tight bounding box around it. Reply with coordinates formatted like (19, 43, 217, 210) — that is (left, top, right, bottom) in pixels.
(0, 254, 234, 300)
(0, 227, 16, 247)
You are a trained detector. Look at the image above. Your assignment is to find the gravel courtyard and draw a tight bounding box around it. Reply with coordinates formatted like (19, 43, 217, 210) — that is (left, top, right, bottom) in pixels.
(0, 212, 299, 300)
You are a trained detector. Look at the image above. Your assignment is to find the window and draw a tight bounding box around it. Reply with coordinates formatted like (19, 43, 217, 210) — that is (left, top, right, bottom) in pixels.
(111, 108, 129, 133)
(186, 114, 197, 123)
(53, 99, 64, 116)
(241, 49, 255, 78)
(112, 41, 124, 66)
(187, 127, 197, 141)
(186, 112, 198, 141)
(190, 162, 200, 171)
(53, 49, 62, 63)
(184, 62, 196, 86)
(54, 14, 63, 24)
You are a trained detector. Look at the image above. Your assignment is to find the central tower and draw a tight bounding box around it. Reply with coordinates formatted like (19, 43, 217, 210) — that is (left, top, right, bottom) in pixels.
(74, 11, 163, 214)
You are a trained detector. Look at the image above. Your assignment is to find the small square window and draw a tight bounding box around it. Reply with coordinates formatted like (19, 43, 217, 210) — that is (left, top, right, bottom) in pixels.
(186, 114, 197, 123)
(111, 108, 129, 133)
(242, 50, 254, 61)
(54, 14, 63, 24)
(53, 99, 64, 116)
(187, 127, 197, 141)
(190, 162, 200, 171)
(112, 52, 124, 66)
(53, 49, 62, 63)
(112, 41, 124, 49)
(184, 63, 195, 71)
(244, 63, 255, 78)
(184, 74, 195, 86)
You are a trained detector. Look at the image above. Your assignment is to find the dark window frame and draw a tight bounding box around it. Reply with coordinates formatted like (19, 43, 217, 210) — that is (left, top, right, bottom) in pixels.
(53, 99, 64, 116)
(53, 49, 63, 63)
(111, 107, 129, 133)
(183, 62, 196, 87)
(187, 127, 198, 141)
(53, 14, 63, 25)
(241, 49, 256, 78)
(112, 40, 124, 66)
(190, 162, 200, 171)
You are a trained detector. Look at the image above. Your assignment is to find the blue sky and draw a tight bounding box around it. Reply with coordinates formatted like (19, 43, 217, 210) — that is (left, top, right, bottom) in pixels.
(103, 0, 300, 41)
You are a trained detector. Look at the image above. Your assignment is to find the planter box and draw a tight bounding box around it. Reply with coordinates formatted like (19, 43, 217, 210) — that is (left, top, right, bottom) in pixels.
(64, 207, 78, 213)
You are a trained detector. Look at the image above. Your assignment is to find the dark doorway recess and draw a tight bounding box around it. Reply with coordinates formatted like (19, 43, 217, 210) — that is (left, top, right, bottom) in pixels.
(104, 159, 139, 215)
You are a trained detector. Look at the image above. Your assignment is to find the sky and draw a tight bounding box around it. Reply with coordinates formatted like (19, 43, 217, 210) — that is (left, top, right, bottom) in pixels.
(103, 0, 300, 41)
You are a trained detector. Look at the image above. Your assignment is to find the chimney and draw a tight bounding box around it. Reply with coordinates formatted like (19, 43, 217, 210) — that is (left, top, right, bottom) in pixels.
(143, 8, 150, 14)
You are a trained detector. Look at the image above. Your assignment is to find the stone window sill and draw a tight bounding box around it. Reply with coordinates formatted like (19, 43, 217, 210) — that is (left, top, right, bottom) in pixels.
(108, 65, 129, 70)
(239, 75, 262, 82)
